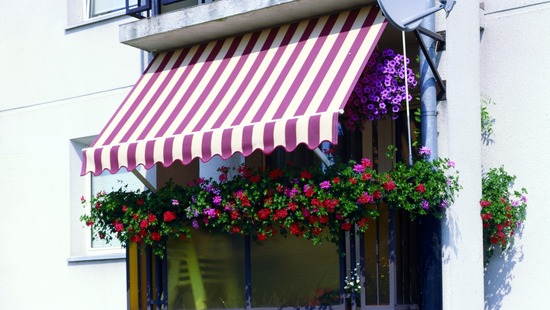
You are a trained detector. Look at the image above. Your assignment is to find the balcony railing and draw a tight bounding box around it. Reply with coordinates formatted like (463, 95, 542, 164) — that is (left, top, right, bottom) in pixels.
(126, 0, 215, 19)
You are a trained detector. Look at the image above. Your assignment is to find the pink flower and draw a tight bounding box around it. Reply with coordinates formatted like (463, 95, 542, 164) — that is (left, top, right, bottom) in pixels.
(114, 222, 124, 232)
(383, 180, 396, 191)
(361, 158, 373, 168)
(419, 146, 431, 156)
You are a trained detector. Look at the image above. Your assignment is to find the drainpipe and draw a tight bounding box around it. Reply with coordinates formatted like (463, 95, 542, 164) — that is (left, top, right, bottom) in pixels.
(419, 0, 442, 309)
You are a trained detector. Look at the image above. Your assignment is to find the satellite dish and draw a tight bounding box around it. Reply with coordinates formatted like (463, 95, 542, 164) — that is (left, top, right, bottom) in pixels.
(377, 0, 456, 32)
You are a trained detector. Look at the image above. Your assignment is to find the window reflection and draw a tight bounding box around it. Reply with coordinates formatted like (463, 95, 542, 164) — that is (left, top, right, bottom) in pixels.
(250, 235, 341, 307)
(167, 232, 246, 310)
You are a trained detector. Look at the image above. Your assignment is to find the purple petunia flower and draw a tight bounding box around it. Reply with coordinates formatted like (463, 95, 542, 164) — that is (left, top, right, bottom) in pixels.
(447, 160, 455, 168)
(419, 146, 431, 156)
(320, 181, 331, 189)
(353, 164, 365, 173)
(421, 200, 430, 210)
(172, 199, 179, 206)
(440, 199, 449, 208)
(192, 219, 199, 229)
(213, 195, 222, 205)
(205, 208, 217, 218)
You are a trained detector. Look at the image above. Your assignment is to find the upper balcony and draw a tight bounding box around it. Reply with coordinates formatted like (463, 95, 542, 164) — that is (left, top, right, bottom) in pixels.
(120, 0, 374, 53)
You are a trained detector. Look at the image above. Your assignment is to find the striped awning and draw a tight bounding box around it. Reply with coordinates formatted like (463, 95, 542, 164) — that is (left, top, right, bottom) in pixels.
(81, 6, 386, 176)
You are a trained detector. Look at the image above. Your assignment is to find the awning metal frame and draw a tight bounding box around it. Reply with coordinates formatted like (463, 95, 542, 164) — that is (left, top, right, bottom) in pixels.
(414, 26, 447, 101)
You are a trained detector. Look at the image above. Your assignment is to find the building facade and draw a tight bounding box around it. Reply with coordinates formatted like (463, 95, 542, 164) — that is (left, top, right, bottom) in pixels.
(0, 0, 549, 309)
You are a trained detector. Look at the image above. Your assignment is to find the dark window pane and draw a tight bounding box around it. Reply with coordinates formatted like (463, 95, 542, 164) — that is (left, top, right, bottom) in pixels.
(251, 235, 341, 307)
(167, 232, 246, 309)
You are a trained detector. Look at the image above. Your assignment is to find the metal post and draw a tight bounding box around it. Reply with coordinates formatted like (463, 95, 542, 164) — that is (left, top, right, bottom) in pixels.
(419, 0, 442, 309)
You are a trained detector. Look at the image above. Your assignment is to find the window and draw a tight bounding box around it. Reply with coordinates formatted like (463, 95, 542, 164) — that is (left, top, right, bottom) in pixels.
(89, 167, 145, 249)
(69, 137, 156, 262)
(88, 0, 137, 18)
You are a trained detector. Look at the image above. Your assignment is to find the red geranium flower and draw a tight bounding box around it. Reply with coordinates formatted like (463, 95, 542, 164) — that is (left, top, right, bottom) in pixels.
(269, 169, 283, 180)
(481, 213, 492, 220)
(287, 202, 297, 211)
(358, 218, 369, 229)
(341, 222, 352, 231)
(257, 208, 271, 220)
(361, 173, 373, 181)
(249, 174, 260, 183)
(275, 209, 288, 220)
(415, 184, 426, 193)
(230, 210, 240, 220)
(257, 232, 268, 241)
(139, 219, 149, 229)
(163, 211, 176, 222)
(300, 171, 313, 179)
(150, 232, 161, 241)
(383, 180, 396, 191)
(480, 200, 492, 208)
(361, 158, 373, 168)
(312, 227, 323, 235)
(114, 222, 124, 232)
(290, 223, 301, 235)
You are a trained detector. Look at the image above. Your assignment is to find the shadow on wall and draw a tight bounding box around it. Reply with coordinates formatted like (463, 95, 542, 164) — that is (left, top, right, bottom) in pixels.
(441, 209, 461, 264)
(484, 241, 524, 309)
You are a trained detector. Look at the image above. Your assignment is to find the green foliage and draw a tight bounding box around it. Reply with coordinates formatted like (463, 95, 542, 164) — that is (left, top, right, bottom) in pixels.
(81, 152, 460, 258)
(480, 167, 527, 264)
(481, 96, 495, 144)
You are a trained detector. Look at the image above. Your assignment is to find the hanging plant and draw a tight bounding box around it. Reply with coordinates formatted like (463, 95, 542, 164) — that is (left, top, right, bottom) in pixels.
(81, 149, 459, 258)
(481, 167, 527, 263)
(340, 48, 418, 131)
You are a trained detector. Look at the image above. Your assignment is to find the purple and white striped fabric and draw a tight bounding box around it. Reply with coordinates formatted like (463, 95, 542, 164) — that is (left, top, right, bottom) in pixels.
(81, 6, 386, 176)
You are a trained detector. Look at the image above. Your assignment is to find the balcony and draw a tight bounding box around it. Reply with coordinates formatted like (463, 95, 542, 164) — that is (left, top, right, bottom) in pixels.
(119, 0, 374, 53)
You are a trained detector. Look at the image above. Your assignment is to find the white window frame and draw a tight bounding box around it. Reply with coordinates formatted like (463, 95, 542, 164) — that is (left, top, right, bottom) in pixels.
(68, 137, 156, 262)
(87, 0, 138, 19)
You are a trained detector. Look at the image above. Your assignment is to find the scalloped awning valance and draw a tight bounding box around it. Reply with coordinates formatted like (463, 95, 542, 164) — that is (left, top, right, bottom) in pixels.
(81, 6, 386, 176)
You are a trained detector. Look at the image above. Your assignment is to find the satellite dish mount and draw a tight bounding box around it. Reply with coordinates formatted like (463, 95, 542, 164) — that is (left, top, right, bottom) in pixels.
(377, 0, 456, 100)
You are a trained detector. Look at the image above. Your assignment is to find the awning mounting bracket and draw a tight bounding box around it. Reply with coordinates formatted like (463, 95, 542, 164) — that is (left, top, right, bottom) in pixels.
(131, 169, 157, 193)
(413, 27, 447, 101)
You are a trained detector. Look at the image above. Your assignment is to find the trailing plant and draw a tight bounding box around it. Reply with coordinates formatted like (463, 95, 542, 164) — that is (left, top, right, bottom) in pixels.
(385, 145, 461, 219)
(340, 48, 418, 131)
(81, 149, 460, 257)
(481, 96, 495, 144)
(480, 167, 527, 263)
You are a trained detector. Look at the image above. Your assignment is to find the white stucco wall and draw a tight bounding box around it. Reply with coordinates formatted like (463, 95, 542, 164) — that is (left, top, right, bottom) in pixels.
(480, 1, 550, 309)
(0, 1, 144, 309)
(439, 0, 485, 309)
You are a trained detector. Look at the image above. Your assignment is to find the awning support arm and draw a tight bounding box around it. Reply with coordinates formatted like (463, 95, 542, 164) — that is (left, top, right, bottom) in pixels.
(131, 169, 158, 193)
(314, 147, 332, 167)
(414, 28, 447, 101)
